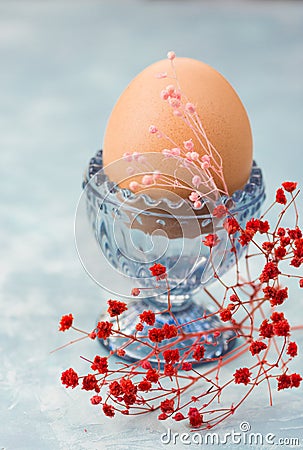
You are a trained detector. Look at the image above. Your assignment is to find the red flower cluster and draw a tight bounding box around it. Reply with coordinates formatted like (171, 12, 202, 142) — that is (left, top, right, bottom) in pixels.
(192, 345, 205, 361)
(61, 368, 79, 388)
(282, 181, 297, 193)
(82, 374, 100, 392)
(263, 286, 288, 307)
(234, 367, 251, 385)
(107, 299, 127, 317)
(96, 321, 113, 339)
(139, 310, 156, 326)
(91, 355, 108, 374)
(203, 233, 220, 248)
(223, 217, 240, 235)
(259, 313, 290, 338)
(259, 262, 280, 283)
(287, 342, 298, 357)
(276, 188, 287, 205)
(188, 407, 203, 427)
(277, 373, 302, 391)
(149, 263, 167, 279)
(160, 398, 175, 414)
(249, 340, 267, 356)
(59, 314, 73, 332)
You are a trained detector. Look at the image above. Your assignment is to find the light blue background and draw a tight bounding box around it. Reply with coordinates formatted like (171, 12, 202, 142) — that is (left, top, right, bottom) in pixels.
(1, 1, 303, 449)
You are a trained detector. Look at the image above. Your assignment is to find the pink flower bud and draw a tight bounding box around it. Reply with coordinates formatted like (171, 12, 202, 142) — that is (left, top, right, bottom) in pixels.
(153, 170, 161, 180)
(129, 181, 139, 192)
(168, 98, 180, 109)
(184, 139, 194, 151)
(166, 84, 175, 95)
(162, 149, 172, 157)
(142, 175, 154, 185)
(123, 152, 133, 162)
(201, 155, 210, 163)
(167, 51, 176, 60)
(160, 89, 169, 101)
(149, 125, 158, 134)
(171, 147, 181, 156)
(185, 102, 196, 113)
(192, 175, 201, 187)
(155, 72, 167, 79)
(202, 161, 210, 170)
(189, 191, 199, 202)
(194, 200, 202, 209)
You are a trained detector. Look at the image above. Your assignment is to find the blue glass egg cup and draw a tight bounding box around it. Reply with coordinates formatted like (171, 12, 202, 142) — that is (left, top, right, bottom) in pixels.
(83, 150, 265, 365)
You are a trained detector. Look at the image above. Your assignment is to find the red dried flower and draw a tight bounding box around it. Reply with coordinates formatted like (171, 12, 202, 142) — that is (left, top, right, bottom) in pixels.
(117, 349, 125, 357)
(109, 381, 123, 398)
(90, 395, 102, 405)
(163, 349, 180, 364)
(282, 181, 297, 193)
(82, 374, 99, 392)
(61, 368, 79, 389)
(277, 227, 286, 237)
(173, 412, 185, 421)
(270, 287, 288, 307)
(300, 279, 303, 288)
(290, 256, 302, 268)
(223, 217, 240, 235)
(138, 380, 152, 392)
(290, 373, 302, 388)
(123, 393, 136, 405)
(96, 321, 113, 339)
(287, 342, 298, 357)
(259, 262, 280, 283)
(158, 413, 168, 420)
(103, 403, 115, 417)
(276, 188, 287, 205)
(234, 367, 251, 385)
(160, 398, 175, 414)
(148, 327, 165, 343)
(274, 246, 286, 260)
(220, 308, 232, 322)
(192, 345, 205, 361)
(259, 319, 274, 339)
(59, 314, 73, 332)
(263, 286, 276, 300)
(162, 323, 178, 339)
(277, 373, 291, 390)
(262, 241, 274, 252)
(213, 204, 228, 218)
(249, 340, 267, 356)
(270, 311, 285, 323)
(91, 356, 108, 374)
(280, 236, 290, 247)
(276, 373, 301, 390)
(139, 310, 156, 326)
(246, 218, 260, 233)
(230, 294, 239, 302)
(181, 362, 192, 371)
(164, 364, 176, 377)
(149, 263, 167, 279)
(203, 233, 220, 248)
(273, 319, 290, 337)
(120, 378, 137, 396)
(288, 227, 302, 240)
(259, 220, 270, 234)
(239, 229, 254, 246)
(135, 323, 144, 332)
(107, 299, 127, 317)
(131, 288, 140, 296)
(188, 407, 203, 427)
(145, 368, 159, 383)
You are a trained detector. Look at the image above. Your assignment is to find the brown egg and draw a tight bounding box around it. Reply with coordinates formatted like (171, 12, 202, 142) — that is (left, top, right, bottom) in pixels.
(103, 57, 253, 196)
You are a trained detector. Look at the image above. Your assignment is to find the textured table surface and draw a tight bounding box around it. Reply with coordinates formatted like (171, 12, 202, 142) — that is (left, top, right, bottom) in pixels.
(1, 1, 303, 449)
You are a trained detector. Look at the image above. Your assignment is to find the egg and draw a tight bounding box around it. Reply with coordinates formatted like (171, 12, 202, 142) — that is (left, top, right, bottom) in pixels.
(103, 56, 253, 196)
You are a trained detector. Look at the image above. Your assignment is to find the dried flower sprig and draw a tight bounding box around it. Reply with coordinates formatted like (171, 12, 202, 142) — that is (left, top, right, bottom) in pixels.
(123, 51, 229, 207)
(57, 181, 302, 430)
